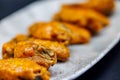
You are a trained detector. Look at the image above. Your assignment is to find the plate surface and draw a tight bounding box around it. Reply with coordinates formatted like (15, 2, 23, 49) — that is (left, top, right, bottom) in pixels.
(0, 0, 120, 80)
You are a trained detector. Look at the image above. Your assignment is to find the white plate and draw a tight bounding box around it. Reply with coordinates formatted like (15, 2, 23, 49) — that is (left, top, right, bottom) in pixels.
(0, 0, 120, 80)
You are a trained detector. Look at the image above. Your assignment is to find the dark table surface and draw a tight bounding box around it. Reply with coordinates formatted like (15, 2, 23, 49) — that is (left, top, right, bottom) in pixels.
(0, 0, 120, 80)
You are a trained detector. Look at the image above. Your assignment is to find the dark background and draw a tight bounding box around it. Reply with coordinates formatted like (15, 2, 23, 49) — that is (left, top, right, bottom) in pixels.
(0, 0, 120, 80)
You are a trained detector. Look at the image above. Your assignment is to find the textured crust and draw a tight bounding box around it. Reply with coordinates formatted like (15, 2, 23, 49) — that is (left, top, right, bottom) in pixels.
(29, 21, 72, 45)
(2, 35, 57, 69)
(82, 0, 115, 15)
(14, 40, 57, 68)
(28, 39, 70, 62)
(62, 0, 115, 16)
(0, 58, 50, 80)
(2, 35, 70, 63)
(53, 7, 109, 33)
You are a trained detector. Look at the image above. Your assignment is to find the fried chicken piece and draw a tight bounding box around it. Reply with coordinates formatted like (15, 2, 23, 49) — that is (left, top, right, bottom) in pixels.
(82, 0, 115, 15)
(14, 40, 57, 68)
(0, 58, 50, 80)
(62, 0, 115, 16)
(63, 23, 91, 44)
(53, 8, 109, 33)
(29, 21, 72, 45)
(29, 39, 70, 62)
(3, 39, 57, 69)
(2, 34, 57, 68)
(2, 35, 70, 62)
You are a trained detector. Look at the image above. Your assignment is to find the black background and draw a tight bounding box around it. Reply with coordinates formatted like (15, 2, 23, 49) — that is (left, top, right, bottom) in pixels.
(0, 0, 120, 80)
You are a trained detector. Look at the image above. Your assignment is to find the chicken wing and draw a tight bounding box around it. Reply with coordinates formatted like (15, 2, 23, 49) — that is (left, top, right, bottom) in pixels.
(62, 0, 115, 16)
(0, 58, 50, 80)
(82, 0, 115, 16)
(28, 39, 70, 62)
(2, 35, 57, 68)
(2, 35, 70, 62)
(29, 21, 72, 45)
(53, 7, 109, 33)
(14, 40, 57, 68)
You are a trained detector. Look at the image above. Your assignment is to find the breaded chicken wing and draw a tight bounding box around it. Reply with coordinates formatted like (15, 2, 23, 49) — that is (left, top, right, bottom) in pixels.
(3, 39, 57, 68)
(29, 39, 70, 62)
(82, 0, 115, 15)
(63, 23, 91, 44)
(29, 21, 72, 45)
(62, 0, 115, 16)
(53, 8, 109, 33)
(14, 40, 57, 68)
(0, 58, 50, 80)
(2, 35, 70, 62)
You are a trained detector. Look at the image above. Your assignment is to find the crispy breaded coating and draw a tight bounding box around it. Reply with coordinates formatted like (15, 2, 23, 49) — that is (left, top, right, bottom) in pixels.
(81, 0, 115, 15)
(53, 8, 109, 33)
(14, 40, 57, 68)
(63, 23, 91, 44)
(29, 39, 70, 62)
(62, 0, 115, 16)
(29, 21, 72, 45)
(2, 35, 57, 68)
(2, 35, 70, 62)
(0, 58, 50, 80)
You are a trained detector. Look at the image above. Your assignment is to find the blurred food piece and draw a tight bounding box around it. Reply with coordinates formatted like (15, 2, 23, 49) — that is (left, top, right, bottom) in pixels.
(2, 34, 57, 68)
(53, 7, 109, 33)
(29, 21, 72, 45)
(62, 0, 115, 16)
(29, 21, 91, 44)
(2, 34, 70, 62)
(0, 58, 50, 80)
